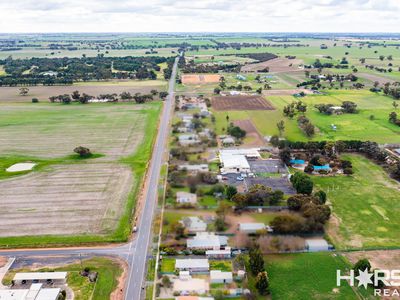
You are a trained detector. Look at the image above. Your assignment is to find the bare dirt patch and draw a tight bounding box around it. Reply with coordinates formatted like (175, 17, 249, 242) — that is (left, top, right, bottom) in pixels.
(343, 250, 400, 270)
(181, 74, 221, 84)
(358, 73, 395, 85)
(233, 119, 265, 147)
(212, 95, 274, 111)
(241, 57, 303, 73)
(110, 258, 128, 300)
(0, 163, 132, 237)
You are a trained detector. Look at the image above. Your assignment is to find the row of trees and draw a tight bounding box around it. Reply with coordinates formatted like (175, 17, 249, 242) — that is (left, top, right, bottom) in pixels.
(48, 90, 166, 104)
(315, 101, 358, 115)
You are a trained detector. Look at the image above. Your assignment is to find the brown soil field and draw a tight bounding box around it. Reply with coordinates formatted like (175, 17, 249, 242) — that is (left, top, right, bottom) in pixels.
(0, 163, 132, 236)
(181, 74, 221, 84)
(0, 102, 159, 238)
(343, 250, 400, 270)
(233, 119, 265, 147)
(358, 73, 395, 85)
(212, 95, 274, 111)
(0, 81, 166, 103)
(241, 57, 303, 73)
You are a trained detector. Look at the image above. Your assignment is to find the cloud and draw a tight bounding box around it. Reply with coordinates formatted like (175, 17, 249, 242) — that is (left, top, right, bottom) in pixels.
(0, 0, 399, 32)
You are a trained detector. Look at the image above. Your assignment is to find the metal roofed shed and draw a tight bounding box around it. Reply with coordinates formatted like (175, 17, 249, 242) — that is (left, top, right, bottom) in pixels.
(175, 259, 210, 273)
(14, 272, 67, 282)
(305, 239, 330, 252)
(238, 223, 266, 234)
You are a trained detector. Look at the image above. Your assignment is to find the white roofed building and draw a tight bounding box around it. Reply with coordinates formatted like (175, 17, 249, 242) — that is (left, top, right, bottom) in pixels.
(175, 259, 210, 273)
(238, 223, 266, 234)
(187, 232, 228, 250)
(180, 217, 207, 233)
(219, 149, 260, 173)
(210, 270, 233, 284)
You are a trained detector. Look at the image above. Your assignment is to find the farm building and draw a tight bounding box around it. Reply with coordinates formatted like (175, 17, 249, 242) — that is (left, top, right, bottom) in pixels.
(305, 239, 330, 252)
(180, 217, 207, 233)
(187, 232, 228, 250)
(176, 192, 197, 205)
(0, 284, 61, 300)
(13, 272, 67, 285)
(210, 270, 233, 284)
(173, 277, 209, 295)
(238, 223, 266, 234)
(206, 247, 232, 259)
(219, 149, 261, 174)
(175, 259, 209, 273)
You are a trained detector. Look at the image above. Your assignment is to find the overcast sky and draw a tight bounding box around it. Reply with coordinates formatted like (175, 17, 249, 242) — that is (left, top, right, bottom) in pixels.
(0, 0, 399, 33)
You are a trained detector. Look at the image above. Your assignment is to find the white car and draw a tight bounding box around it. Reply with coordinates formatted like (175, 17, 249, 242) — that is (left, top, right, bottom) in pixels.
(236, 176, 244, 181)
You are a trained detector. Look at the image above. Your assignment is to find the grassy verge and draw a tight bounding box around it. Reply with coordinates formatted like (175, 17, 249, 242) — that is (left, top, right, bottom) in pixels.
(2, 257, 122, 300)
(0, 103, 162, 248)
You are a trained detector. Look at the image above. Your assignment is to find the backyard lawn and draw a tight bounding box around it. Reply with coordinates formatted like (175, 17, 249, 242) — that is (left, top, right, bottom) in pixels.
(160, 258, 175, 273)
(314, 154, 400, 249)
(209, 260, 232, 272)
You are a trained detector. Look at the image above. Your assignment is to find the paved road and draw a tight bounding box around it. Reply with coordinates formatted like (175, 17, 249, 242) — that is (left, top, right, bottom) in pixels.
(124, 56, 178, 300)
(0, 56, 179, 300)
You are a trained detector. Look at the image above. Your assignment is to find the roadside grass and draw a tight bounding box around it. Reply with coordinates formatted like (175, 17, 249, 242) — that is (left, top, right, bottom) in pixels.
(0, 102, 161, 248)
(264, 252, 375, 300)
(314, 154, 400, 250)
(209, 260, 232, 272)
(160, 258, 175, 273)
(2, 257, 122, 300)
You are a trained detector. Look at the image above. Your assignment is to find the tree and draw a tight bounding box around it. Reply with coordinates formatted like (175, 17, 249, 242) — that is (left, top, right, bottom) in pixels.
(161, 276, 172, 288)
(389, 111, 398, 123)
(232, 193, 247, 209)
(290, 172, 313, 195)
(249, 245, 265, 275)
(170, 221, 185, 239)
(214, 216, 226, 231)
(73, 146, 92, 158)
(314, 190, 327, 204)
(71, 90, 80, 101)
(354, 259, 371, 276)
(31, 98, 39, 103)
(159, 91, 168, 99)
(225, 185, 237, 200)
(214, 87, 221, 94)
(276, 120, 285, 137)
(279, 148, 292, 166)
(255, 272, 270, 295)
(19, 87, 29, 96)
(393, 101, 399, 110)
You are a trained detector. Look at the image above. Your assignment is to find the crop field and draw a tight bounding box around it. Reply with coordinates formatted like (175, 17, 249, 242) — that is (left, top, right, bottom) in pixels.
(314, 154, 400, 249)
(181, 73, 221, 84)
(264, 252, 374, 300)
(0, 102, 161, 242)
(0, 81, 167, 103)
(212, 95, 274, 111)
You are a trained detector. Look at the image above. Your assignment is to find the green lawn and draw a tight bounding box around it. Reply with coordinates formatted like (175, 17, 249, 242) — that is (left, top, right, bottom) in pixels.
(314, 154, 400, 249)
(209, 260, 232, 272)
(199, 195, 218, 207)
(264, 252, 375, 300)
(160, 258, 175, 273)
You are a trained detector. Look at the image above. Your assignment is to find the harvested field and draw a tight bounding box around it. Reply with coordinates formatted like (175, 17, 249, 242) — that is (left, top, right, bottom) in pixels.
(0, 101, 160, 240)
(0, 163, 132, 236)
(241, 57, 303, 73)
(0, 103, 152, 158)
(233, 119, 265, 146)
(181, 74, 221, 84)
(0, 81, 166, 103)
(343, 250, 400, 270)
(212, 95, 274, 111)
(358, 73, 395, 85)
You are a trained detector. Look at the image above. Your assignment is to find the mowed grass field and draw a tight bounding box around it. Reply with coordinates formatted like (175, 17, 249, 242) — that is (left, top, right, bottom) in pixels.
(0, 101, 161, 247)
(265, 252, 375, 300)
(213, 90, 400, 143)
(314, 154, 400, 249)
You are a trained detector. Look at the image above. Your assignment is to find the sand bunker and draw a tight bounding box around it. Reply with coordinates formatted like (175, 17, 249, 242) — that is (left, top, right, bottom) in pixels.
(6, 163, 36, 172)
